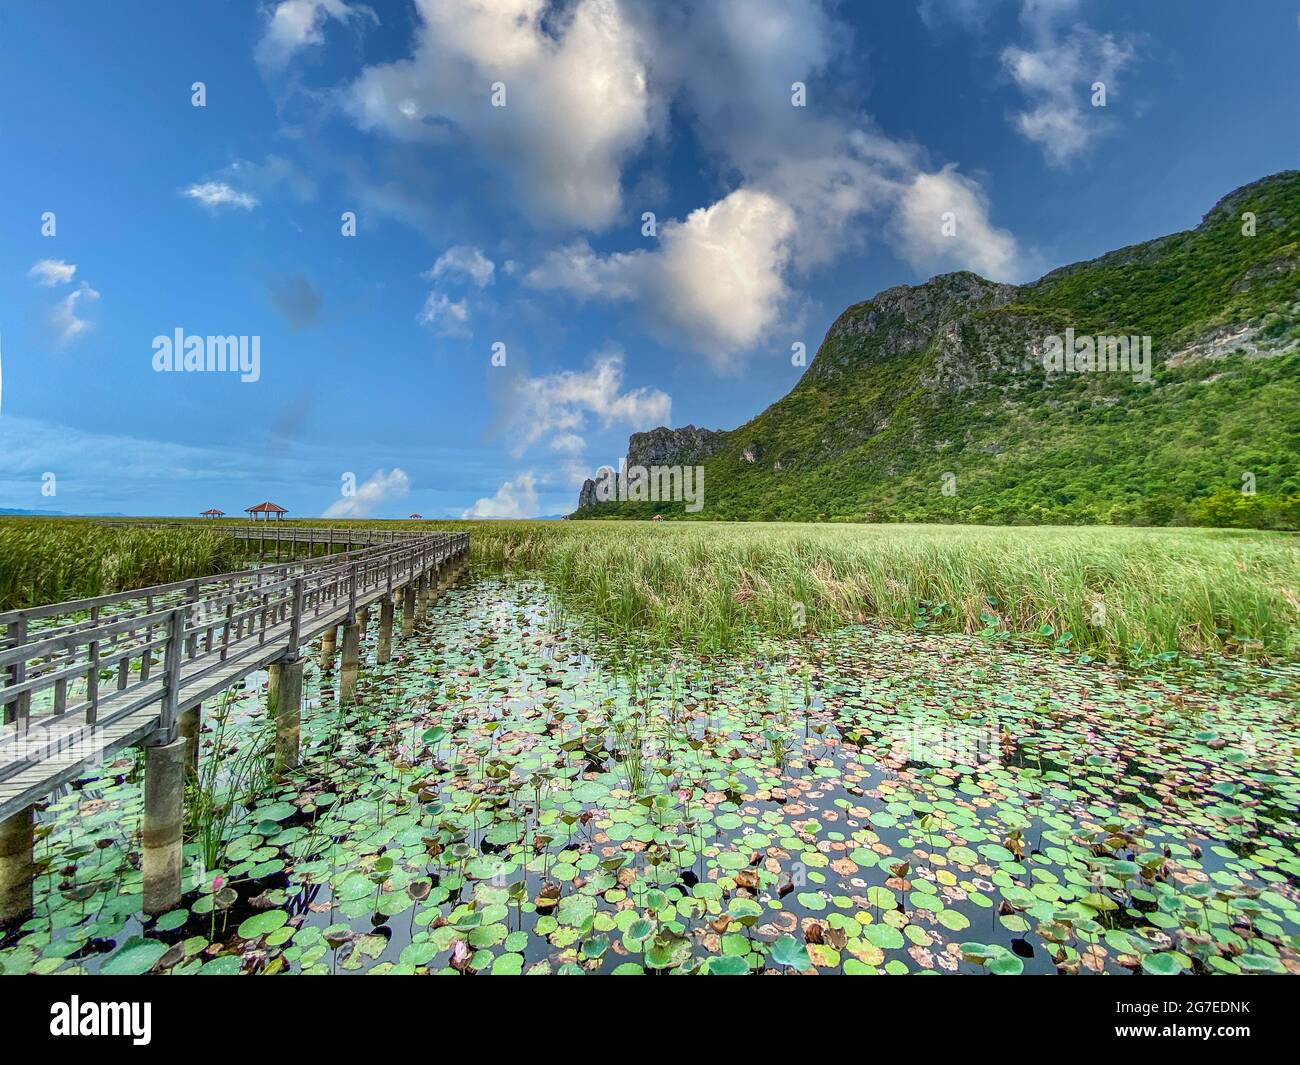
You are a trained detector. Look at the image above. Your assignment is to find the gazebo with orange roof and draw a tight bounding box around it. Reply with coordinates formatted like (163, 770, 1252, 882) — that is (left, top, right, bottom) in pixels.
(245, 501, 288, 522)
(200, 508, 225, 518)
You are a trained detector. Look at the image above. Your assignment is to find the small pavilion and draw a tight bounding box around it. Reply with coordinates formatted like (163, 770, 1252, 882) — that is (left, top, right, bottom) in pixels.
(200, 508, 225, 519)
(409, 513, 424, 520)
(245, 501, 288, 522)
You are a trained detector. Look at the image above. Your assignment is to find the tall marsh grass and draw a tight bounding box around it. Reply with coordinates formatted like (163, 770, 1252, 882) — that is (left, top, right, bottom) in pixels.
(436, 520, 1300, 662)
(0, 519, 243, 610)
(7, 516, 1295, 662)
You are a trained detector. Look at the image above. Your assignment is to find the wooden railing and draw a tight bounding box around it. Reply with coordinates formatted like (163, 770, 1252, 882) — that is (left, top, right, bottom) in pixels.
(0, 532, 468, 821)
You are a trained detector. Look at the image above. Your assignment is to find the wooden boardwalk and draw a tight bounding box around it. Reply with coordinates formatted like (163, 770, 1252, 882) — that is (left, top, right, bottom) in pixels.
(0, 525, 469, 921)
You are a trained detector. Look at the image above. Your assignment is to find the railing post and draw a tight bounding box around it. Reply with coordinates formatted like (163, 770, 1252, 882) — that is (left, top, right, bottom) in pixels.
(287, 577, 305, 656)
(86, 605, 100, 725)
(5, 616, 31, 729)
(4, 616, 28, 733)
(158, 608, 185, 743)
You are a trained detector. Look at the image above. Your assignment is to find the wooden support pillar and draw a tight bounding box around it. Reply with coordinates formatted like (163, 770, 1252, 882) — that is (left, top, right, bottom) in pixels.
(0, 806, 34, 929)
(377, 597, 395, 664)
(426, 570, 440, 609)
(339, 621, 361, 703)
(142, 737, 185, 916)
(414, 575, 426, 616)
(401, 584, 416, 637)
(269, 656, 303, 775)
(319, 625, 338, 672)
(357, 605, 370, 632)
(178, 703, 201, 775)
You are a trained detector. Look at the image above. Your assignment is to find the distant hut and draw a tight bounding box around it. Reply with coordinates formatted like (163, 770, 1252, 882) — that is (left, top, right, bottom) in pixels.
(245, 501, 288, 522)
(409, 513, 424, 520)
(200, 508, 225, 519)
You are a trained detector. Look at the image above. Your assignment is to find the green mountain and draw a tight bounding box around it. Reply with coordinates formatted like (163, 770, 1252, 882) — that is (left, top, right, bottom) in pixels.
(575, 171, 1300, 528)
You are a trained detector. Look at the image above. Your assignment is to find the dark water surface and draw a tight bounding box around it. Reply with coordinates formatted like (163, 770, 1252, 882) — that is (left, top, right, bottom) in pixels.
(3, 573, 1297, 975)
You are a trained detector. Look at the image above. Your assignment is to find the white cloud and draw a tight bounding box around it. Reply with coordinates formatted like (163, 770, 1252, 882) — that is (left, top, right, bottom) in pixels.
(893, 165, 1021, 281)
(322, 468, 411, 517)
(527, 146, 1024, 360)
(1001, 0, 1135, 166)
(344, 0, 655, 229)
(226, 155, 318, 203)
(50, 282, 99, 346)
(917, 0, 988, 30)
(428, 245, 495, 288)
(182, 182, 260, 210)
(417, 292, 471, 337)
(28, 259, 76, 287)
(323, 0, 1025, 370)
(256, 0, 377, 69)
(461, 471, 539, 519)
(548, 433, 586, 455)
(501, 349, 670, 457)
(527, 188, 797, 369)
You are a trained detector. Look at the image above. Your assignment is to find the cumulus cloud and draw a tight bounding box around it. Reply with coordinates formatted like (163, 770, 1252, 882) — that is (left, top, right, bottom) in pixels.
(548, 433, 586, 455)
(322, 467, 410, 517)
(182, 182, 260, 210)
(320, 0, 1025, 369)
(500, 349, 671, 458)
(428, 246, 495, 288)
(515, 2, 1025, 364)
(461, 471, 539, 519)
(527, 188, 797, 369)
(527, 142, 1023, 360)
(50, 282, 99, 346)
(28, 259, 76, 286)
(344, 0, 655, 229)
(893, 165, 1021, 281)
(1001, 0, 1135, 166)
(417, 292, 471, 337)
(256, 0, 377, 69)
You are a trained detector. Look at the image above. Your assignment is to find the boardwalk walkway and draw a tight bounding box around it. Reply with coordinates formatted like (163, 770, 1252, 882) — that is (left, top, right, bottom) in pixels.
(0, 525, 469, 922)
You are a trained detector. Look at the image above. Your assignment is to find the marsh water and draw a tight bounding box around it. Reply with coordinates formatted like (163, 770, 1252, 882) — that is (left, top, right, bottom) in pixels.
(3, 570, 1297, 975)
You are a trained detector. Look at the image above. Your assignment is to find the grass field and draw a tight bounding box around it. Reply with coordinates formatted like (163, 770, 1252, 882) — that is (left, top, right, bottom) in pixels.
(0, 518, 243, 611)
(12, 517, 1295, 663)
(438, 520, 1300, 662)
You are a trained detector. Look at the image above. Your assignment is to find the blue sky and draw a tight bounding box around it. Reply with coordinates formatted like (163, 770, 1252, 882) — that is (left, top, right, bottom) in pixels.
(1, 0, 1295, 518)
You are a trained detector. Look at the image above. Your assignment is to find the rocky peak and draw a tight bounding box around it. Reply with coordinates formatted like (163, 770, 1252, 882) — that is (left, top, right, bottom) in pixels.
(1199, 170, 1299, 229)
(575, 424, 727, 511)
(807, 271, 1020, 383)
(627, 424, 728, 467)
